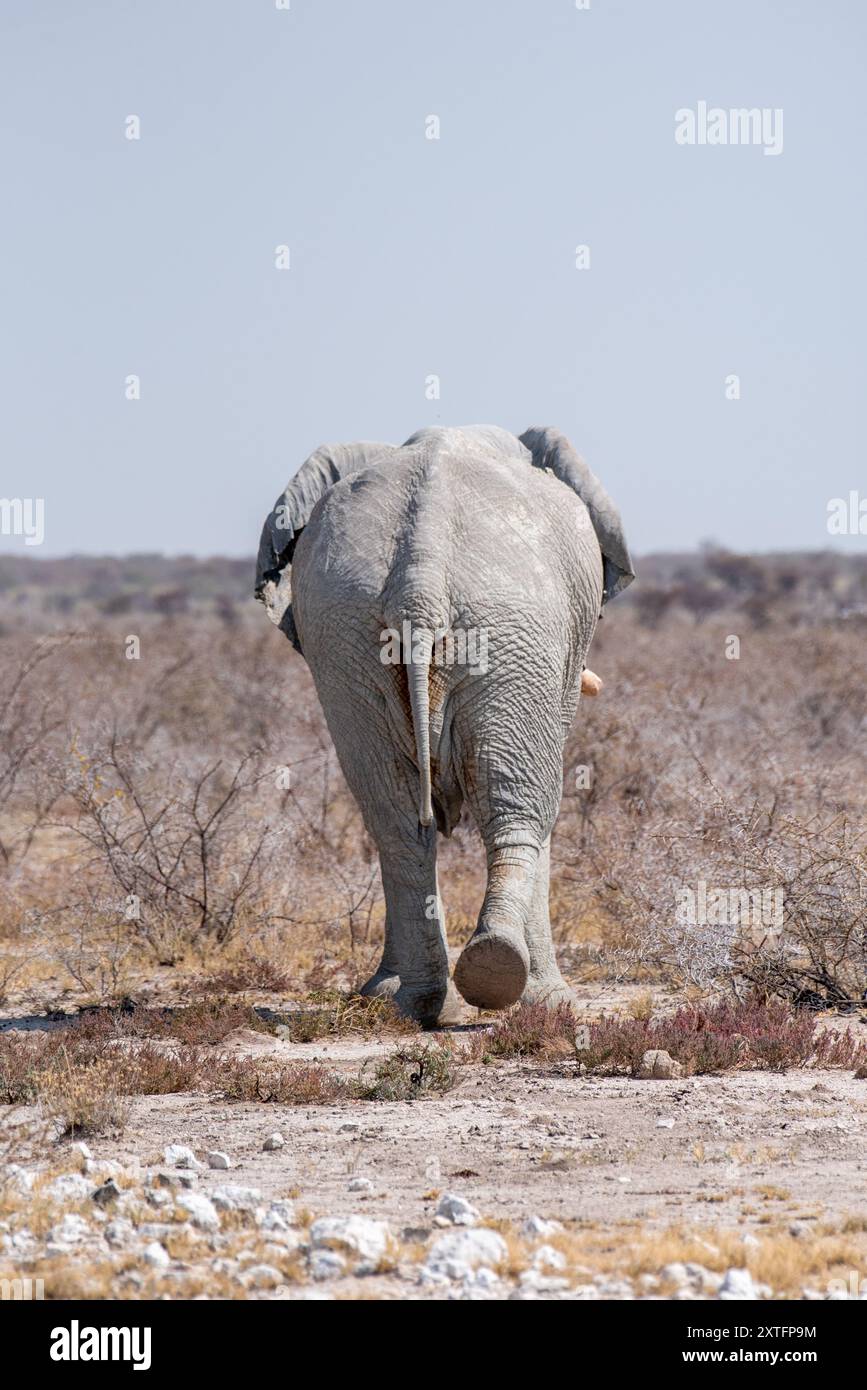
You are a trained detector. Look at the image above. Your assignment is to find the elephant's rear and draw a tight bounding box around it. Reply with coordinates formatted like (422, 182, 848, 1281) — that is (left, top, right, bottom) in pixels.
(291, 431, 603, 847)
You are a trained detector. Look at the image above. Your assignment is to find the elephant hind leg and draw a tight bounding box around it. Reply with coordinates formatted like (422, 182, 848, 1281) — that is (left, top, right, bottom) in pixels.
(520, 839, 578, 1010)
(453, 845, 534, 1009)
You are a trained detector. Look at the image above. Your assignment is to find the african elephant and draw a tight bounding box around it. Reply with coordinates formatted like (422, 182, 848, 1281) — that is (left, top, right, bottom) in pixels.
(256, 425, 634, 1026)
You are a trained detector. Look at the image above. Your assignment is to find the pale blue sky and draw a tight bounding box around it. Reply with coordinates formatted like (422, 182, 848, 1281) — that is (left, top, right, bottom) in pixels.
(1, 0, 865, 556)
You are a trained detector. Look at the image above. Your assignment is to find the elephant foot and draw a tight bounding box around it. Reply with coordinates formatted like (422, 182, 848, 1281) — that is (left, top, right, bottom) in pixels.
(454, 926, 530, 1011)
(520, 973, 579, 1014)
(359, 968, 400, 1001)
(393, 981, 449, 1030)
(360, 969, 454, 1029)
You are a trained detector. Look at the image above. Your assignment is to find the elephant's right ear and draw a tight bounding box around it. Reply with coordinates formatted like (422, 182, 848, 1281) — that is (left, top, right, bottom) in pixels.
(519, 426, 635, 602)
(254, 439, 397, 617)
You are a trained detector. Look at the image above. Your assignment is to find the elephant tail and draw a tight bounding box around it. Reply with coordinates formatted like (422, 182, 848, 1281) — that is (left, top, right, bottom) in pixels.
(406, 629, 434, 827)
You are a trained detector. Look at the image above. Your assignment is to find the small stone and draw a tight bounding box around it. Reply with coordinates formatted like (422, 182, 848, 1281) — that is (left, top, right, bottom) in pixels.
(423, 1227, 508, 1281)
(660, 1262, 690, 1287)
(309, 1249, 347, 1281)
(105, 1218, 135, 1247)
(533, 1244, 567, 1271)
(718, 1267, 758, 1300)
(348, 1176, 373, 1194)
(521, 1215, 564, 1239)
(45, 1213, 92, 1254)
(154, 1169, 197, 1190)
(424, 1156, 441, 1181)
(72, 1141, 93, 1163)
(435, 1193, 479, 1227)
(45, 1173, 94, 1203)
(205, 1151, 232, 1170)
(210, 1184, 263, 1213)
(175, 1191, 220, 1232)
(263, 1133, 284, 1152)
(656, 1118, 676, 1129)
(92, 1179, 122, 1206)
(141, 1241, 170, 1269)
(163, 1144, 202, 1170)
(309, 1215, 390, 1263)
(258, 1199, 296, 1233)
(243, 1263, 284, 1289)
(637, 1050, 683, 1080)
(519, 1269, 570, 1293)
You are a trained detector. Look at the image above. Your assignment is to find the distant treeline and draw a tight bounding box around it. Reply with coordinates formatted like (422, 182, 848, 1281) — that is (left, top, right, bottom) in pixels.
(0, 549, 864, 629)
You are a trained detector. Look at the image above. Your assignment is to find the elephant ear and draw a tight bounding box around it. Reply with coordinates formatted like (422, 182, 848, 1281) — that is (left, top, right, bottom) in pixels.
(254, 440, 397, 642)
(519, 426, 635, 602)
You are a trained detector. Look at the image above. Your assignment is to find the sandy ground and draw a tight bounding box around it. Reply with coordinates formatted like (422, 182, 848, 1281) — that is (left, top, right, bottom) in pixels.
(96, 1036, 867, 1230)
(3, 989, 867, 1301)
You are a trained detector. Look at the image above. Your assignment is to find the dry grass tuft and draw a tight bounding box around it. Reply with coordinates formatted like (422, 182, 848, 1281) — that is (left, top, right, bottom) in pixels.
(36, 1051, 131, 1137)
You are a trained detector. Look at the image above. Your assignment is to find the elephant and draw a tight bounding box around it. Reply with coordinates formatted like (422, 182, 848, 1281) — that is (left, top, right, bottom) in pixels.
(255, 425, 634, 1026)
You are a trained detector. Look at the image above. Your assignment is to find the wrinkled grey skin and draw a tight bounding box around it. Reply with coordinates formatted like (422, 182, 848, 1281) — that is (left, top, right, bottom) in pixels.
(256, 426, 634, 1025)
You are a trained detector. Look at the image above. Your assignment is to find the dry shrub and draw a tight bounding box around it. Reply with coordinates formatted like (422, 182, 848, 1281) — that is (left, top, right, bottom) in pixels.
(140, 997, 274, 1046)
(199, 954, 292, 995)
(36, 1050, 130, 1137)
(578, 997, 867, 1075)
(210, 1056, 349, 1104)
(0, 1020, 208, 1104)
(276, 990, 414, 1043)
(355, 1043, 459, 1101)
(464, 1001, 579, 1062)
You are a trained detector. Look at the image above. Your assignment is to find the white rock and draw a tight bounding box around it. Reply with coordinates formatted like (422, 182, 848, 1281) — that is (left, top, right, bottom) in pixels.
(533, 1244, 567, 1271)
(104, 1218, 135, 1247)
(637, 1049, 683, 1080)
(656, 1118, 676, 1129)
(243, 1263, 284, 1289)
(258, 1199, 296, 1233)
(45, 1172, 94, 1203)
(348, 1176, 373, 1194)
(3, 1165, 37, 1193)
(263, 1133, 284, 1151)
(435, 1193, 480, 1227)
(47, 1213, 91, 1248)
(596, 1279, 634, 1299)
(137, 1222, 177, 1240)
(424, 1156, 441, 1181)
(1, 1229, 37, 1256)
(660, 1261, 690, 1287)
(163, 1144, 202, 1170)
(72, 1141, 93, 1162)
(518, 1269, 570, 1293)
(176, 1191, 220, 1232)
(141, 1241, 170, 1269)
(309, 1249, 347, 1281)
(684, 1262, 723, 1293)
(423, 1227, 507, 1281)
(718, 1267, 758, 1300)
(210, 1184, 263, 1213)
(206, 1151, 232, 1171)
(571, 1283, 601, 1299)
(85, 1159, 124, 1180)
(742, 1233, 760, 1250)
(521, 1215, 564, 1239)
(309, 1215, 390, 1264)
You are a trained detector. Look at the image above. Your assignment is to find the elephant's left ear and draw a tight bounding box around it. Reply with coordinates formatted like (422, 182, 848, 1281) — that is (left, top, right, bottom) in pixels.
(519, 426, 635, 602)
(255, 439, 397, 601)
